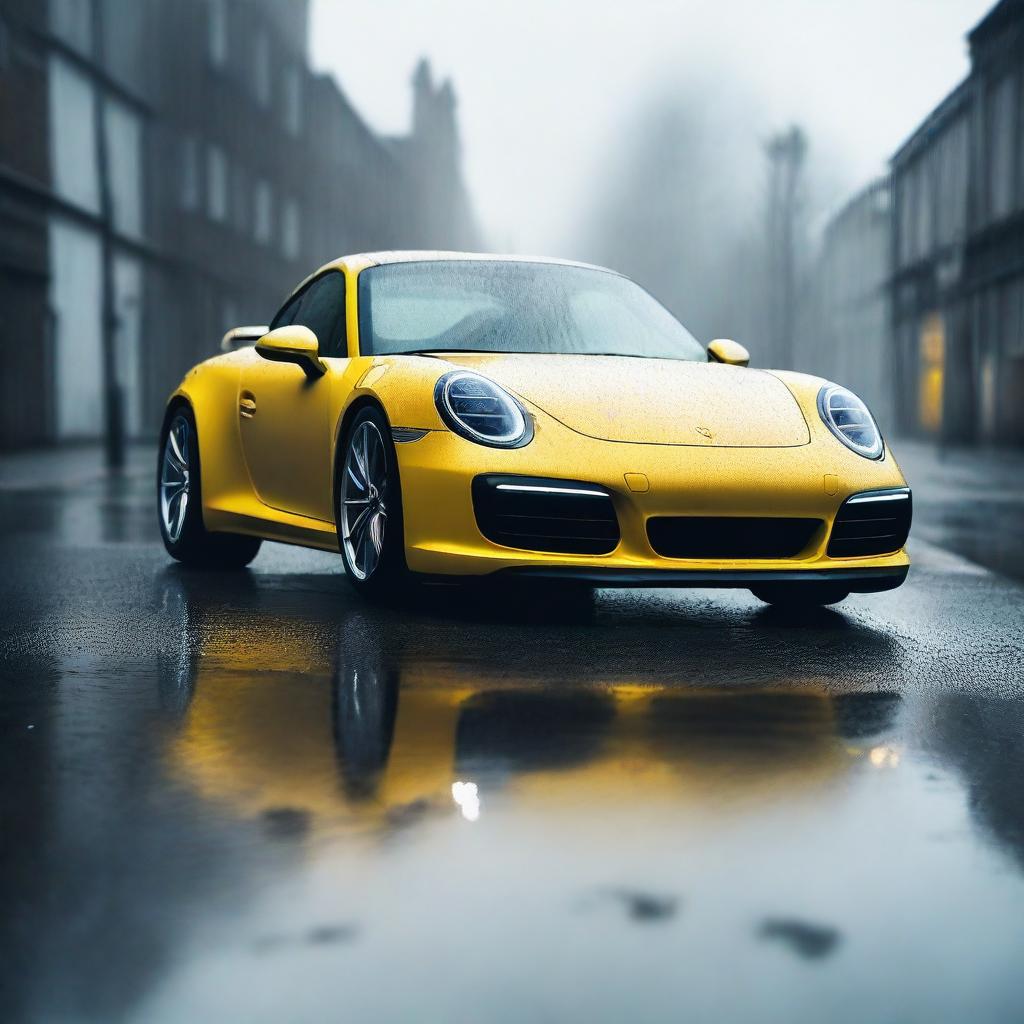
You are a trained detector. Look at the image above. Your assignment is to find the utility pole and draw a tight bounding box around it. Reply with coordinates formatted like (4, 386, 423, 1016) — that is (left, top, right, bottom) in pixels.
(92, 0, 124, 470)
(764, 126, 807, 369)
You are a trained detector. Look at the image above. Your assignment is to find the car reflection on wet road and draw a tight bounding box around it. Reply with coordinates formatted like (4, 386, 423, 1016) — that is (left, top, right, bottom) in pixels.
(2, 467, 1024, 1022)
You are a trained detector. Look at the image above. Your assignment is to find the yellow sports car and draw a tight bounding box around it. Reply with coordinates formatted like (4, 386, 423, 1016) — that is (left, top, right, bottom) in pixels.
(159, 251, 911, 607)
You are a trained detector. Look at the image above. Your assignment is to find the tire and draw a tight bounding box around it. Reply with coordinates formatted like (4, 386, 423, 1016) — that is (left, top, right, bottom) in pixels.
(336, 405, 410, 597)
(750, 583, 849, 608)
(158, 404, 262, 568)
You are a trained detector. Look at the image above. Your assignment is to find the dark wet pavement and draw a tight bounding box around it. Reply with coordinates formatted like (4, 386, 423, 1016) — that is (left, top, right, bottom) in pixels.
(2, 446, 1024, 1022)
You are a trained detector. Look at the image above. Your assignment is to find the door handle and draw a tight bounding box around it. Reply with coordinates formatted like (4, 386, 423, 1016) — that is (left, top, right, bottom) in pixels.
(239, 393, 257, 419)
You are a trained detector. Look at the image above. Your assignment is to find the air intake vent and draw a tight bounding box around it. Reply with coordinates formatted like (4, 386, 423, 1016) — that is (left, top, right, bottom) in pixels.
(827, 488, 912, 558)
(472, 475, 619, 555)
(646, 517, 822, 559)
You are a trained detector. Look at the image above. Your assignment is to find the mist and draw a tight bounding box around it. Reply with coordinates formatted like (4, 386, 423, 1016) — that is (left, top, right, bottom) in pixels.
(310, 0, 992, 258)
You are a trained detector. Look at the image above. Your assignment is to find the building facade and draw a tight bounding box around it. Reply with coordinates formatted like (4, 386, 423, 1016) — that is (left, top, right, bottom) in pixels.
(890, 0, 1023, 444)
(0, 0, 479, 451)
(797, 178, 894, 433)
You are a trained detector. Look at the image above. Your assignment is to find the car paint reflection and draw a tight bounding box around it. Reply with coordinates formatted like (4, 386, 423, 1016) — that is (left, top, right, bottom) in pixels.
(156, 571, 903, 836)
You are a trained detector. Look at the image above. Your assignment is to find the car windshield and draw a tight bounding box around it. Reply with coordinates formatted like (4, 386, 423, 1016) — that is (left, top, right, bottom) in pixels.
(357, 260, 704, 360)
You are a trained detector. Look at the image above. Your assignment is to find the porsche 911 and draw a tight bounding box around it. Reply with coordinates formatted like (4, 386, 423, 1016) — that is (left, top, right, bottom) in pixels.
(158, 252, 911, 607)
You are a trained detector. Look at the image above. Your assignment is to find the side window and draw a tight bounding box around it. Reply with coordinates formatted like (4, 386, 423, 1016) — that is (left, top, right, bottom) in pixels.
(293, 272, 346, 357)
(269, 293, 301, 332)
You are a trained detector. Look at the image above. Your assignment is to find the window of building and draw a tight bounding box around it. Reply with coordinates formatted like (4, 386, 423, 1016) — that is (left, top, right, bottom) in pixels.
(103, 97, 144, 240)
(180, 135, 199, 210)
(231, 163, 248, 232)
(283, 65, 302, 135)
(937, 117, 968, 244)
(898, 170, 915, 268)
(282, 197, 300, 260)
(1000, 280, 1024, 358)
(50, 0, 94, 56)
(914, 161, 932, 259)
(50, 217, 103, 439)
(206, 144, 227, 222)
(112, 253, 143, 436)
(207, 0, 228, 67)
(254, 179, 273, 243)
(254, 29, 271, 106)
(49, 55, 100, 214)
(988, 74, 1016, 222)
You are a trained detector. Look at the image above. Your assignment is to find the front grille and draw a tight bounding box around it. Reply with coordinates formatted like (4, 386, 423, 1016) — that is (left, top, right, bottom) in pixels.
(646, 517, 822, 559)
(827, 488, 912, 558)
(472, 475, 619, 555)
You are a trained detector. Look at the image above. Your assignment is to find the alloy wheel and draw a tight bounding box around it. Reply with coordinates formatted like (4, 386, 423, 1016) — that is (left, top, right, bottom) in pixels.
(341, 420, 389, 580)
(160, 415, 191, 543)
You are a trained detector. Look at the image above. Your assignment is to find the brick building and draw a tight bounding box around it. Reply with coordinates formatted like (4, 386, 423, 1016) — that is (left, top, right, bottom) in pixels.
(0, 0, 479, 450)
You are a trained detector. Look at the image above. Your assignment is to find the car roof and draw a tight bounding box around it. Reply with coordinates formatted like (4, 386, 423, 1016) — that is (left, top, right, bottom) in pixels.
(339, 250, 617, 273)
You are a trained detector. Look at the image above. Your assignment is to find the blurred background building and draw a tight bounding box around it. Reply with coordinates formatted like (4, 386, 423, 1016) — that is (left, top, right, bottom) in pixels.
(815, 0, 1022, 445)
(1, 0, 1021, 454)
(0, 0, 479, 451)
(797, 179, 894, 431)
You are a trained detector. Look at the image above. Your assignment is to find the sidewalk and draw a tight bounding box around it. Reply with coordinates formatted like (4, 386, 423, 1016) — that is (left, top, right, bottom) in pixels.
(892, 437, 1024, 583)
(893, 438, 1024, 505)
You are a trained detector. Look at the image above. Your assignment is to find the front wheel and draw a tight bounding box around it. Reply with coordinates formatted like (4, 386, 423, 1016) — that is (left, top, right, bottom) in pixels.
(336, 406, 410, 597)
(158, 405, 262, 568)
(750, 583, 849, 608)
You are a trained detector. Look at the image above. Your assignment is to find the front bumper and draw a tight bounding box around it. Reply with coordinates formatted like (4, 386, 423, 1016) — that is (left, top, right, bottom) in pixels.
(494, 565, 908, 591)
(394, 422, 911, 585)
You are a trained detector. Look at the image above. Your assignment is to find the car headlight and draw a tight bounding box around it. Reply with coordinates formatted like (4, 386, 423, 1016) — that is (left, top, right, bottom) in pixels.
(434, 371, 532, 448)
(817, 384, 884, 459)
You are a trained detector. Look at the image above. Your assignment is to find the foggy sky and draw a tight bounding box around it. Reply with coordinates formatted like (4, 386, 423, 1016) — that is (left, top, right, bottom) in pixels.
(310, 0, 993, 255)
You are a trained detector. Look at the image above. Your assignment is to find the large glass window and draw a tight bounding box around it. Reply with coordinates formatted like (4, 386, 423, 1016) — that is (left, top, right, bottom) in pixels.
(112, 253, 143, 436)
(49, 56, 100, 214)
(103, 97, 143, 239)
(358, 260, 704, 360)
(50, 217, 102, 439)
(988, 74, 1016, 222)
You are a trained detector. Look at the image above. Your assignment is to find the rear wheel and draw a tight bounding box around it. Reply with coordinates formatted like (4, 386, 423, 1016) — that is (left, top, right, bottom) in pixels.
(337, 406, 409, 597)
(158, 405, 262, 568)
(750, 583, 849, 608)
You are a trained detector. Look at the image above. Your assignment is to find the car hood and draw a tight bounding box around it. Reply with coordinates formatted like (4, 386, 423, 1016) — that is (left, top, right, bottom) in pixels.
(433, 354, 810, 447)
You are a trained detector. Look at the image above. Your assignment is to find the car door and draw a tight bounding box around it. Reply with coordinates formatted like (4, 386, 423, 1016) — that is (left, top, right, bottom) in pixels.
(238, 270, 347, 523)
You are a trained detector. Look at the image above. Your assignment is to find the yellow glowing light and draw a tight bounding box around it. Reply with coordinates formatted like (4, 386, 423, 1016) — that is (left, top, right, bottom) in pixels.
(868, 745, 900, 768)
(451, 780, 480, 821)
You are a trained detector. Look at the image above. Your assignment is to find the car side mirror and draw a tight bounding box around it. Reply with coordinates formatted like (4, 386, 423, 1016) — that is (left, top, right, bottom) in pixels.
(706, 338, 750, 367)
(256, 325, 327, 378)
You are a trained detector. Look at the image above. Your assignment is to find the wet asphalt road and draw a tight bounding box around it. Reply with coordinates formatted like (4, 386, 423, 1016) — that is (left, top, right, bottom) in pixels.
(2, 448, 1024, 1023)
